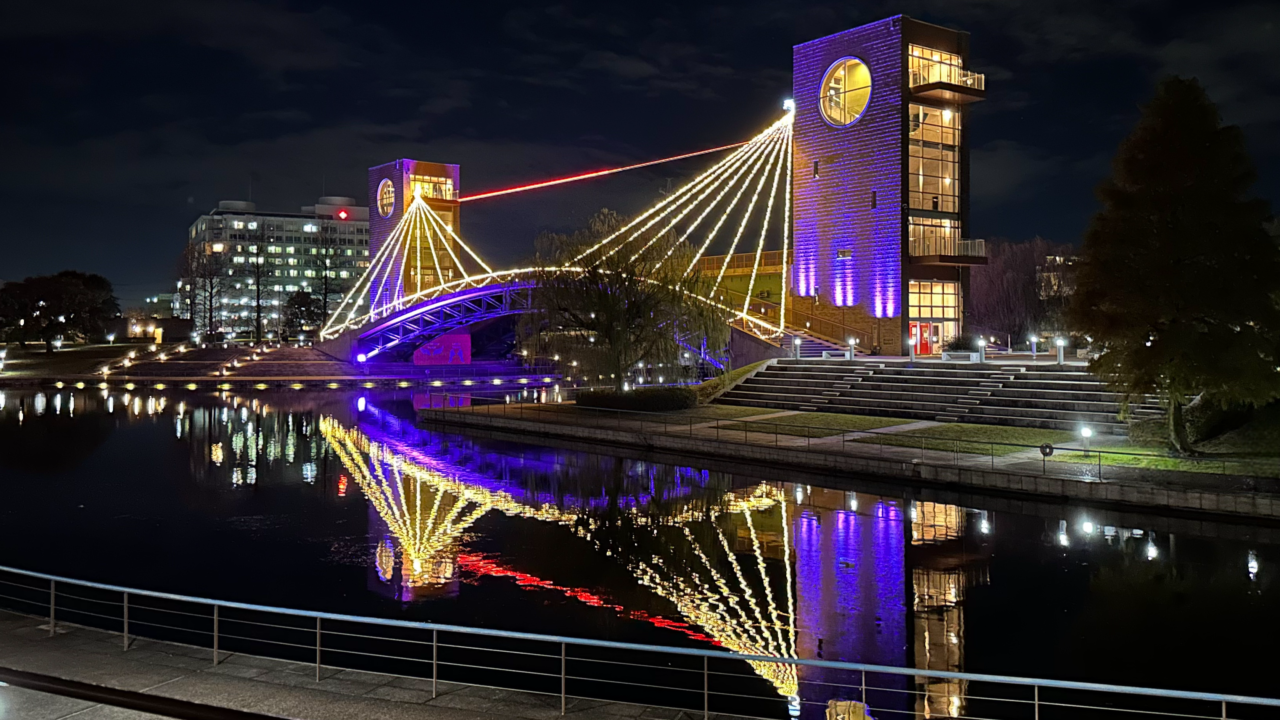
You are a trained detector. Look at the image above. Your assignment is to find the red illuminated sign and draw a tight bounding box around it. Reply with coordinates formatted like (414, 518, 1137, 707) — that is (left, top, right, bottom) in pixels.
(337, 208, 349, 220)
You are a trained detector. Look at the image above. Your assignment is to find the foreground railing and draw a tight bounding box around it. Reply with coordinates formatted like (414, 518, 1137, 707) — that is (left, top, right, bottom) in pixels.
(1, 566, 1276, 720)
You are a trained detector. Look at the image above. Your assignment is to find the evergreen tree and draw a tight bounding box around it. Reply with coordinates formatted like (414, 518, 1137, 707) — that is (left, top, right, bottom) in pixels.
(1070, 77, 1280, 452)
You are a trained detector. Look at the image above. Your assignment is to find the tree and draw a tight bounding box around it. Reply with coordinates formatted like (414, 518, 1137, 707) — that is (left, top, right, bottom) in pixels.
(180, 242, 230, 337)
(245, 222, 272, 343)
(519, 209, 729, 391)
(970, 237, 1070, 342)
(1069, 77, 1280, 452)
(282, 291, 326, 338)
(0, 272, 119, 351)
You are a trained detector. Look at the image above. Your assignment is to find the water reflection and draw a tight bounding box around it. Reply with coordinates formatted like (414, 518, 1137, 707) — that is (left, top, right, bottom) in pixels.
(0, 388, 1275, 715)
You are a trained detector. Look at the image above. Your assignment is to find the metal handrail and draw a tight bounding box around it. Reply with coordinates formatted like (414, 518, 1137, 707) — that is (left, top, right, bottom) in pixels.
(1, 563, 1277, 710)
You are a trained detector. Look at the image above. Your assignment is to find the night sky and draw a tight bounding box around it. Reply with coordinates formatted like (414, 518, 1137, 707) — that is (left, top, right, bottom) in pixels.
(6, 1, 1279, 307)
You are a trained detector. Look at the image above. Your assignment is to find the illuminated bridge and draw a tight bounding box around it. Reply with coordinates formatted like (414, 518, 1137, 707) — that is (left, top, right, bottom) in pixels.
(317, 16, 991, 362)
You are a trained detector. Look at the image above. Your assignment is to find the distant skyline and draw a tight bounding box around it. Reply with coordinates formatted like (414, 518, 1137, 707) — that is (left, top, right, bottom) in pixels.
(5, 0, 1279, 307)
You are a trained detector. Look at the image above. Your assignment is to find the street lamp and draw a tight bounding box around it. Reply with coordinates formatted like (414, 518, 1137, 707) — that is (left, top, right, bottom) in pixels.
(1081, 426, 1093, 457)
(846, 336, 857, 360)
(792, 336, 802, 360)
(1029, 334, 1038, 358)
(907, 336, 917, 362)
(106, 333, 115, 344)
(977, 337, 987, 364)
(1055, 337, 1066, 365)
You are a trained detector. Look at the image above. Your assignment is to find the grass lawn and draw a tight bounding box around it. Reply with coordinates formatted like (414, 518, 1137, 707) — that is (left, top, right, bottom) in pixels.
(695, 360, 770, 403)
(718, 412, 911, 438)
(1049, 445, 1280, 477)
(854, 423, 1076, 456)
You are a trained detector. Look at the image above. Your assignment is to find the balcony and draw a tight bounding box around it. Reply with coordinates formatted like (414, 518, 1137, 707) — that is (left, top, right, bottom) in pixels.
(908, 61, 985, 104)
(909, 237, 986, 266)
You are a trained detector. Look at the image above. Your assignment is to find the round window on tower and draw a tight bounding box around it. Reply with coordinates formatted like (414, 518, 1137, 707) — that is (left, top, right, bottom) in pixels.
(377, 178, 396, 218)
(818, 57, 872, 127)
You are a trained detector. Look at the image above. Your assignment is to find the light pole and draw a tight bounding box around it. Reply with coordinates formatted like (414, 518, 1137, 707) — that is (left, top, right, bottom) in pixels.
(908, 336, 917, 363)
(846, 336, 857, 360)
(1029, 334, 1038, 359)
(1081, 426, 1093, 457)
(792, 336, 802, 360)
(977, 337, 987, 364)
(1055, 337, 1066, 365)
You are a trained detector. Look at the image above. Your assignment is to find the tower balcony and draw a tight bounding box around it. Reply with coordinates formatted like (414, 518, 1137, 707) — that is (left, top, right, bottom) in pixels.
(908, 62, 985, 104)
(909, 237, 986, 265)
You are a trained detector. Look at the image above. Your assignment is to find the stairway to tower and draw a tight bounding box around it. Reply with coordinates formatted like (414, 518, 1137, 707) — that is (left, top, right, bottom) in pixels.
(718, 359, 1162, 434)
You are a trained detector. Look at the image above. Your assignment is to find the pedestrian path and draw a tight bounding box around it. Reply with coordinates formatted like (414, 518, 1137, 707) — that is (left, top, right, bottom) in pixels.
(0, 610, 715, 720)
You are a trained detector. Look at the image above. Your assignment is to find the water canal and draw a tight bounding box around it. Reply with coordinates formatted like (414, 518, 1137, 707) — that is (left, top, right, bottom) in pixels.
(0, 387, 1276, 715)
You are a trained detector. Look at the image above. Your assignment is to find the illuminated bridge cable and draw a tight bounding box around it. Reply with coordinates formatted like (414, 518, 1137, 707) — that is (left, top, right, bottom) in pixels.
(742, 122, 790, 318)
(579, 137, 764, 266)
(634, 131, 779, 266)
(458, 141, 748, 203)
(710, 127, 787, 294)
(651, 129, 778, 272)
(682, 126, 786, 281)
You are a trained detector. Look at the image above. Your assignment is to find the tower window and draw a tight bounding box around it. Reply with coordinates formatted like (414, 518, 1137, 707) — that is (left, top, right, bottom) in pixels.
(813, 160, 820, 178)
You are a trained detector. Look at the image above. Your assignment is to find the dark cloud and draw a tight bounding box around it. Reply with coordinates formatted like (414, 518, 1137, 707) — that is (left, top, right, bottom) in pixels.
(2, 0, 1279, 307)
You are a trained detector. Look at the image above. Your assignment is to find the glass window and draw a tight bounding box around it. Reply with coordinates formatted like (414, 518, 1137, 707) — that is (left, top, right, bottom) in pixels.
(818, 57, 872, 127)
(908, 280, 959, 321)
(908, 45, 983, 91)
(908, 104, 961, 214)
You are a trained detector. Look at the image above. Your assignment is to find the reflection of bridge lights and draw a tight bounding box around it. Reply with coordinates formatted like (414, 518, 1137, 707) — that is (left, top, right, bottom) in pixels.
(1146, 542, 1158, 560)
(1248, 551, 1259, 580)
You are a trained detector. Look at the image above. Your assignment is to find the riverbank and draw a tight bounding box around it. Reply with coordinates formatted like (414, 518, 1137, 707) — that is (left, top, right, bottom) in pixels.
(418, 403, 1280, 521)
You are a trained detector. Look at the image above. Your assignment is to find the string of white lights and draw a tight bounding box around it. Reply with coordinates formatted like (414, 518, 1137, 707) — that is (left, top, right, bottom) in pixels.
(589, 131, 775, 266)
(680, 127, 786, 282)
(778, 122, 794, 336)
(709, 127, 787, 294)
(649, 128, 780, 273)
(623, 134, 777, 264)
(740, 121, 790, 318)
(422, 202, 471, 284)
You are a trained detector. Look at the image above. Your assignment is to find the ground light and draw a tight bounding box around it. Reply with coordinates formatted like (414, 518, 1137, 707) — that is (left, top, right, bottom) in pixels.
(1081, 426, 1094, 456)
(1055, 336, 1066, 365)
(792, 336, 802, 360)
(1029, 334, 1038, 358)
(977, 337, 987, 363)
(907, 336, 917, 362)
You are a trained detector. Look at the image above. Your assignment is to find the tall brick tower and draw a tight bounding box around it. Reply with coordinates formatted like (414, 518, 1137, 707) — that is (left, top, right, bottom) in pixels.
(792, 16, 986, 355)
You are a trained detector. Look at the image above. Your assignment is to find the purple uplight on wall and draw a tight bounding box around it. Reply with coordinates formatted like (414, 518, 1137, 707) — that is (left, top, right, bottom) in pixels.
(793, 17, 904, 316)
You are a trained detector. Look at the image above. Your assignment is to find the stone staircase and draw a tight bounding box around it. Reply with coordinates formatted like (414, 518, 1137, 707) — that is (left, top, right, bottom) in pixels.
(718, 359, 1162, 434)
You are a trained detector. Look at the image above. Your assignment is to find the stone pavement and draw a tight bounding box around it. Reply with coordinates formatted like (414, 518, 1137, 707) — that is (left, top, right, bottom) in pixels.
(0, 611, 710, 720)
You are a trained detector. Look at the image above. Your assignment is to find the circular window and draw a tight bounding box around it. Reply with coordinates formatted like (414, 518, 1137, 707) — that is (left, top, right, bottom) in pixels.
(819, 57, 872, 127)
(377, 178, 396, 218)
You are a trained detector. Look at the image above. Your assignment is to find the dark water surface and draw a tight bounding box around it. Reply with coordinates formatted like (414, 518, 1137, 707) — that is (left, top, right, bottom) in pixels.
(0, 387, 1276, 712)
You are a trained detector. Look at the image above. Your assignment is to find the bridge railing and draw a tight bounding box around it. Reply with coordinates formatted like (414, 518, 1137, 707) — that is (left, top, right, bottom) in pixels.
(0, 564, 1276, 720)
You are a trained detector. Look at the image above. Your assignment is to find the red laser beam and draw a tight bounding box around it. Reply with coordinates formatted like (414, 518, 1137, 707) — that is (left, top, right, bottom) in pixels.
(458, 142, 747, 203)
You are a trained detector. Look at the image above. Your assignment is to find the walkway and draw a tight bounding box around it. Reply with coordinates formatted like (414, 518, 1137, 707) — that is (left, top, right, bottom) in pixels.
(0, 611, 705, 720)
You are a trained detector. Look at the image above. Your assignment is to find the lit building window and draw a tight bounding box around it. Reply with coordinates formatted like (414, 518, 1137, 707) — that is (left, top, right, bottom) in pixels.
(247, 221, 258, 230)
(908, 104, 961, 214)
(818, 57, 872, 127)
(232, 221, 245, 230)
(909, 281, 959, 320)
(409, 174, 455, 201)
(908, 44, 983, 91)
(909, 218, 960, 256)
(303, 223, 318, 233)
(211, 243, 225, 252)
(232, 256, 245, 264)
(377, 178, 396, 217)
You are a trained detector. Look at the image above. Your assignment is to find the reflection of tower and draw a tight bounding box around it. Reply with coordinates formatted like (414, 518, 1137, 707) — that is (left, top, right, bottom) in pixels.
(794, 487, 908, 711)
(909, 501, 989, 719)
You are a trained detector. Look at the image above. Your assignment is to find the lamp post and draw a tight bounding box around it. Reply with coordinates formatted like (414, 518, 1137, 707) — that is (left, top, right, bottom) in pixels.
(846, 337, 857, 361)
(908, 336, 917, 363)
(1081, 426, 1093, 457)
(1029, 335, 1038, 359)
(977, 337, 987, 364)
(792, 336, 802, 360)
(1055, 337, 1066, 365)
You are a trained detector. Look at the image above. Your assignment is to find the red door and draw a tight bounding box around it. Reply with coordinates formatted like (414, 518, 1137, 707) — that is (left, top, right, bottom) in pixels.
(910, 322, 933, 355)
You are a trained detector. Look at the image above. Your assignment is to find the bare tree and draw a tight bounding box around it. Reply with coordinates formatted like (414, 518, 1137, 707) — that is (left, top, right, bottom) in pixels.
(180, 242, 230, 337)
(969, 236, 1070, 342)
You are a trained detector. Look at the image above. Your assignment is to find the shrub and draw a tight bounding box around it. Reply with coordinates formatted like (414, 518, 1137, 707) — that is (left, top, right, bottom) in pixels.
(576, 387, 698, 412)
(695, 360, 770, 404)
(942, 333, 981, 352)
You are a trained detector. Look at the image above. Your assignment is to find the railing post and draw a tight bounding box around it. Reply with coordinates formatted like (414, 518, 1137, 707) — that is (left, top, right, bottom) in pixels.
(48, 579, 55, 637)
(315, 617, 322, 681)
(213, 605, 219, 665)
(122, 591, 129, 652)
(1222, 700, 1228, 719)
(861, 669, 866, 704)
(703, 655, 710, 719)
(560, 642, 567, 715)
(1034, 685, 1040, 720)
(432, 629, 438, 698)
